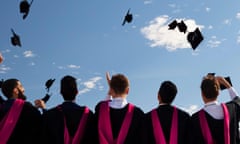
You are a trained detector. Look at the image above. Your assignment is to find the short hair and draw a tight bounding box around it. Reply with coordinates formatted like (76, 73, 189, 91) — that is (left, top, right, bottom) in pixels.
(60, 75, 78, 101)
(200, 75, 219, 99)
(1, 79, 19, 99)
(110, 74, 129, 94)
(158, 81, 177, 104)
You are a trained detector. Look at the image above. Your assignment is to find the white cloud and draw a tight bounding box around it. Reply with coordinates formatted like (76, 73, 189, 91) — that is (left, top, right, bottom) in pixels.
(23, 51, 35, 58)
(181, 104, 199, 115)
(237, 36, 240, 44)
(236, 12, 240, 19)
(67, 64, 80, 69)
(78, 76, 103, 95)
(207, 36, 221, 48)
(140, 15, 204, 51)
(223, 19, 231, 25)
(205, 7, 211, 12)
(144, 0, 152, 4)
(0, 65, 10, 73)
(208, 25, 213, 29)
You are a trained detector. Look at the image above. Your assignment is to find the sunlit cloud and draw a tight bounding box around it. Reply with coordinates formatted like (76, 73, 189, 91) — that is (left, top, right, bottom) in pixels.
(141, 15, 204, 51)
(23, 51, 35, 58)
(78, 76, 103, 95)
(0, 65, 11, 73)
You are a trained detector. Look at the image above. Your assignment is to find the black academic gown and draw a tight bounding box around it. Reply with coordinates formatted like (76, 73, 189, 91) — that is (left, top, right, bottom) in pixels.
(42, 101, 94, 144)
(190, 97, 240, 144)
(94, 101, 145, 144)
(0, 99, 43, 144)
(144, 105, 191, 144)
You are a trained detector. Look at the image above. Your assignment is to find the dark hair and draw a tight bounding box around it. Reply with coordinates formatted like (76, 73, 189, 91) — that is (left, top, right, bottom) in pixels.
(158, 81, 177, 104)
(110, 74, 129, 94)
(200, 75, 219, 99)
(60, 75, 78, 101)
(1, 79, 19, 99)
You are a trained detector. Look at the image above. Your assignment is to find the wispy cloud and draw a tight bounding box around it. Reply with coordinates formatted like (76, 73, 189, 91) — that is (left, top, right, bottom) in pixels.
(205, 7, 211, 12)
(236, 12, 240, 19)
(223, 19, 231, 25)
(67, 64, 80, 69)
(144, 0, 152, 4)
(181, 104, 199, 115)
(207, 36, 221, 48)
(0, 65, 11, 73)
(78, 76, 103, 95)
(23, 51, 35, 58)
(141, 15, 204, 51)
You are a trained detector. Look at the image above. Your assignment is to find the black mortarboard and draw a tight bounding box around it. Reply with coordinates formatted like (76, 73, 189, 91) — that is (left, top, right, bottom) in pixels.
(20, 0, 33, 19)
(45, 78, 55, 92)
(187, 27, 203, 50)
(220, 77, 232, 90)
(177, 20, 187, 33)
(122, 9, 133, 26)
(11, 29, 21, 47)
(206, 73, 232, 90)
(168, 20, 178, 30)
(41, 93, 51, 103)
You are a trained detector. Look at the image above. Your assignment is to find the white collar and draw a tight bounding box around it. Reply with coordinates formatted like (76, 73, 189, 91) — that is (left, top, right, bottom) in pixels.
(109, 97, 128, 109)
(204, 101, 219, 107)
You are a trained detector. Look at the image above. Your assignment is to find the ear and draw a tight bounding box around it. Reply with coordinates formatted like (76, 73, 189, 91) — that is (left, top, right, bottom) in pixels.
(125, 87, 129, 95)
(157, 94, 161, 103)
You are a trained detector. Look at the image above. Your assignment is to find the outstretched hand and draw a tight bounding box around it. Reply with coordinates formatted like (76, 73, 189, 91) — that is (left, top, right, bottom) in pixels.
(215, 76, 231, 89)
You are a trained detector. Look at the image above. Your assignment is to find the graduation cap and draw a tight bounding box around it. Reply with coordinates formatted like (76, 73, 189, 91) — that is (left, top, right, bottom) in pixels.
(41, 93, 51, 103)
(122, 9, 133, 26)
(206, 73, 232, 90)
(168, 20, 178, 30)
(11, 29, 21, 47)
(19, 0, 33, 19)
(45, 78, 55, 92)
(177, 20, 187, 33)
(187, 27, 203, 50)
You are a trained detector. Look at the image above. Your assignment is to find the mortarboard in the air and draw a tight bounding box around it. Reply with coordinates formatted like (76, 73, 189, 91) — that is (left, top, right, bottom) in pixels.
(45, 78, 55, 92)
(11, 29, 21, 47)
(122, 9, 133, 26)
(168, 20, 178, 30)
(187, 27, 204, 50)
(177, 20, 187, 33)
(20, 0, 33, 20)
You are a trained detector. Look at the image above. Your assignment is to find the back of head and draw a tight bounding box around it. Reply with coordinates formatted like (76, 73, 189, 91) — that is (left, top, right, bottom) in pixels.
(158, 81, 177, 104)
(60, 75, 78, 101)
(200, 75, 220, 100)
(110, 74, 129, 94)
(1, 79, 19, 99)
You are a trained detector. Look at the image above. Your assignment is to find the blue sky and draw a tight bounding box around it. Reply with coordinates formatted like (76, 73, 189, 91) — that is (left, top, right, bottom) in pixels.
(1, 0, 240, 113)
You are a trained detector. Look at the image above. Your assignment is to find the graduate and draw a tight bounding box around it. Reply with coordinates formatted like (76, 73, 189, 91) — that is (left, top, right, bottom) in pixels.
(0, 78, 42, 144)
(94, 72, 145, 144)
(190, 75, 240, 144)
(144, 80, 191, 144)
(42, 75, 94, 144)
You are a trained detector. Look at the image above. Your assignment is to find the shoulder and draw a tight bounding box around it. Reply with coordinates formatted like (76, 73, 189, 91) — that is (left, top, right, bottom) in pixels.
(129, 103, 144, 115)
